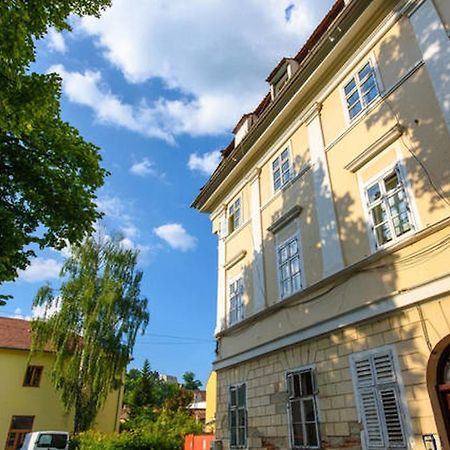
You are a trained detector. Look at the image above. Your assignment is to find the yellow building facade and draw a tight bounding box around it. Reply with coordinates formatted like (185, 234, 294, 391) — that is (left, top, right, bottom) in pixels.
(205, 371, 217, 433)
(0, 318, 122, 450)
(193, 0, 450, 449)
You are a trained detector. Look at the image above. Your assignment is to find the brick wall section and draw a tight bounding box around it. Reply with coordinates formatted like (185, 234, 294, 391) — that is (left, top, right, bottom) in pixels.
(215, 295, 450, 450)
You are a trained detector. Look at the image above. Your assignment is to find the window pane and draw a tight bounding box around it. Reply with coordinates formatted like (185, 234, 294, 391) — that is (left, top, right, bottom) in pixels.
(281, 263, 290, 280)
(280, 246, 289, 262)
(358, 63, 372, 81)
(293, 423, 304, 447)
(292, 274, 302, 292)
(272, 158, 280, 169)
(303, 399, 315, 421)
(11, 416, 33, 430)
(301, 371, 314, 395)
(375, 223, 392, 245)
(237, 426, 246, 446)
(367, 183, 381, 204)
(282, 280, 291, 297)
(384, 172, 399, 192)
(230, 388, 237, 407)
(361, 73, 376, 92)
(344, 78, 356, 96)
(238, 385, 246, 406)
(281, 148, 289, 160)
(293, 374, 301, 398)
(306, 423, 319, 447)
(230, 426, 237, 446)
(349, 101, 362, 119)
(290, 257, 300, 275)
(289, 239, 298, 256)
(237, 409, 245, 427)
(347, 90, 360, 108)
(363, 84, 379, 105)
(371, 204, 386, 226)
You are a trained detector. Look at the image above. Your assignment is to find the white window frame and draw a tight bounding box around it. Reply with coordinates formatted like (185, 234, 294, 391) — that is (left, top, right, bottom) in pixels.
(228, 274, 245, 326)
(229, 383, 247, 449)
(340, 55, 383, 125)
(360, 161, 416, 251)
(286, 365, 321, 449)
(276, 232, 304, 300)
(271, 146, 293, 193)
(349, 346, 412, 450)
(228, 196, 242, 235)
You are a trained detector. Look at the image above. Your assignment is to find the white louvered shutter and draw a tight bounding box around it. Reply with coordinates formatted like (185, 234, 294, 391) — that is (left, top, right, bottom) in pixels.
(352, 350, 408, 450)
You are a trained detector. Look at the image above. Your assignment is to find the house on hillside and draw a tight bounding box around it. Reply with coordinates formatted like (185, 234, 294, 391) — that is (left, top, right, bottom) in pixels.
(192, 0, 450, 449)
(0, 317, 123, 450)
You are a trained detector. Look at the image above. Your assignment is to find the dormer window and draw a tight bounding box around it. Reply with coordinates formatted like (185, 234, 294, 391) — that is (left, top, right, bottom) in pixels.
(268, 58, 299, 100)
(273, 70, 289, 97)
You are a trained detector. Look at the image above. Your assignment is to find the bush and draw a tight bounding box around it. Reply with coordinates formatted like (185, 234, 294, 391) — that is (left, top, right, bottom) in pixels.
(70, 409, 203, 450)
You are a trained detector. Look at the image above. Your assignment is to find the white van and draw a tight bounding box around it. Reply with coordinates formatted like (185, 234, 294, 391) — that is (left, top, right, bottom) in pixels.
(20, 431, 69, 450)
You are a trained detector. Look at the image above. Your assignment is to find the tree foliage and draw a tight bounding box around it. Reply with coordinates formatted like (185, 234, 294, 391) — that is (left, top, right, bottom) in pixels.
(0, 0, 111, 283)
(31, 236, 149, 432)
(182, 371, 202, 390)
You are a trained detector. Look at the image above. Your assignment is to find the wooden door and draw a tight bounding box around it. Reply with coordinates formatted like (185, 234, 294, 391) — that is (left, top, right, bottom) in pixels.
(4, 416, 33, 450)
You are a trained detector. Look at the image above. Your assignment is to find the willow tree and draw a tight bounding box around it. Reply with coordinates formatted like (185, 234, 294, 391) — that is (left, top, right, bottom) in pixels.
(31, 236, 149, 432)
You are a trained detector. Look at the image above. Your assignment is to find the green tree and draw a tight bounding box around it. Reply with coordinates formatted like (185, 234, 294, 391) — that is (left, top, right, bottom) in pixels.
(182, 371, 202, 390)
(0, 0, 111, 285)
(31, 235, 149, 432)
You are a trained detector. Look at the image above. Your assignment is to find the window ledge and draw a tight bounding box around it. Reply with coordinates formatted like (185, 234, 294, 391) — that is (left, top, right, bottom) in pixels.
(268, 205, 303, 234)
(344, 124, 405, 172)
(224, 250, 247, 270)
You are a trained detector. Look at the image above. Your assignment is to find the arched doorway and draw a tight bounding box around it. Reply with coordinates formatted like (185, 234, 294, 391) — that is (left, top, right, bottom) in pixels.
(427, 336, 450, 450)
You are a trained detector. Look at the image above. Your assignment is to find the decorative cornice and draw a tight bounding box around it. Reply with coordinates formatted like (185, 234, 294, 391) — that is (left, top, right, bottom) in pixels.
(344, 124, 405, 172)
(268, 205, 303, 234)
(303, 102, 323, 126)
(246, 167, 261, 184)
(224, 250, 247, 270)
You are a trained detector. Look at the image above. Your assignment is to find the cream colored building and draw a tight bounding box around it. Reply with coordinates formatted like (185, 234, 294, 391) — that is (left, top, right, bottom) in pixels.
(192, 0, 450, 449)
(0, 318, 122, 450)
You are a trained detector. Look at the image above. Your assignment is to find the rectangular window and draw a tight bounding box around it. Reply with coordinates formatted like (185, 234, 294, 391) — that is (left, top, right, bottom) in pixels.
(228, 198, 241, 234)
(6, 416, 34, 450)
(351, 349, 408, 450)
(365, 167, 413, 248)
(23, 365, 43, 387)
(278, 236, 302, 298)
(229, 383, 247, 448)
(344, 61, 380, 120)
(287, 368, 320, 449)
(228, 277, 244, 326)
(272, 148, 291, 191)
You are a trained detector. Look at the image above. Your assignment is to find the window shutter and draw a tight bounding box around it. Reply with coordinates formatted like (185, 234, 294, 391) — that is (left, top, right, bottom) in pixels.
(355, 357, 374, 386)
(352, 350, 408, 450)
(379, 387, 406, 447)
(360, 389, 384, 448)
(373, 352, 395, 383)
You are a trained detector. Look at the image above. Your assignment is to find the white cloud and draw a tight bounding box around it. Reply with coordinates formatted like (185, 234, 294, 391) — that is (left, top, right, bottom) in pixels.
(47, 28, 67, 53)
(64, 1, 333, 140)
(11, 300, 61, 321)
(188, 150, 222, 176)
(49, 64, 173, 142)
(130, 158, 160, 177)
(154, 223, 197, 252)
(18, 258, 62, 283)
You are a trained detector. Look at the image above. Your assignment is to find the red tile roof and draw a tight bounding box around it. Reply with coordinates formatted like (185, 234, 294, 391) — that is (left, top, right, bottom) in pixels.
(217, 0, 345, 163)
(0, 317, 33, 351)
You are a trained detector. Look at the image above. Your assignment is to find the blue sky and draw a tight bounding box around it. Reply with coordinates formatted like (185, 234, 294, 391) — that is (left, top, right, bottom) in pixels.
(1, 0, 335, 385)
